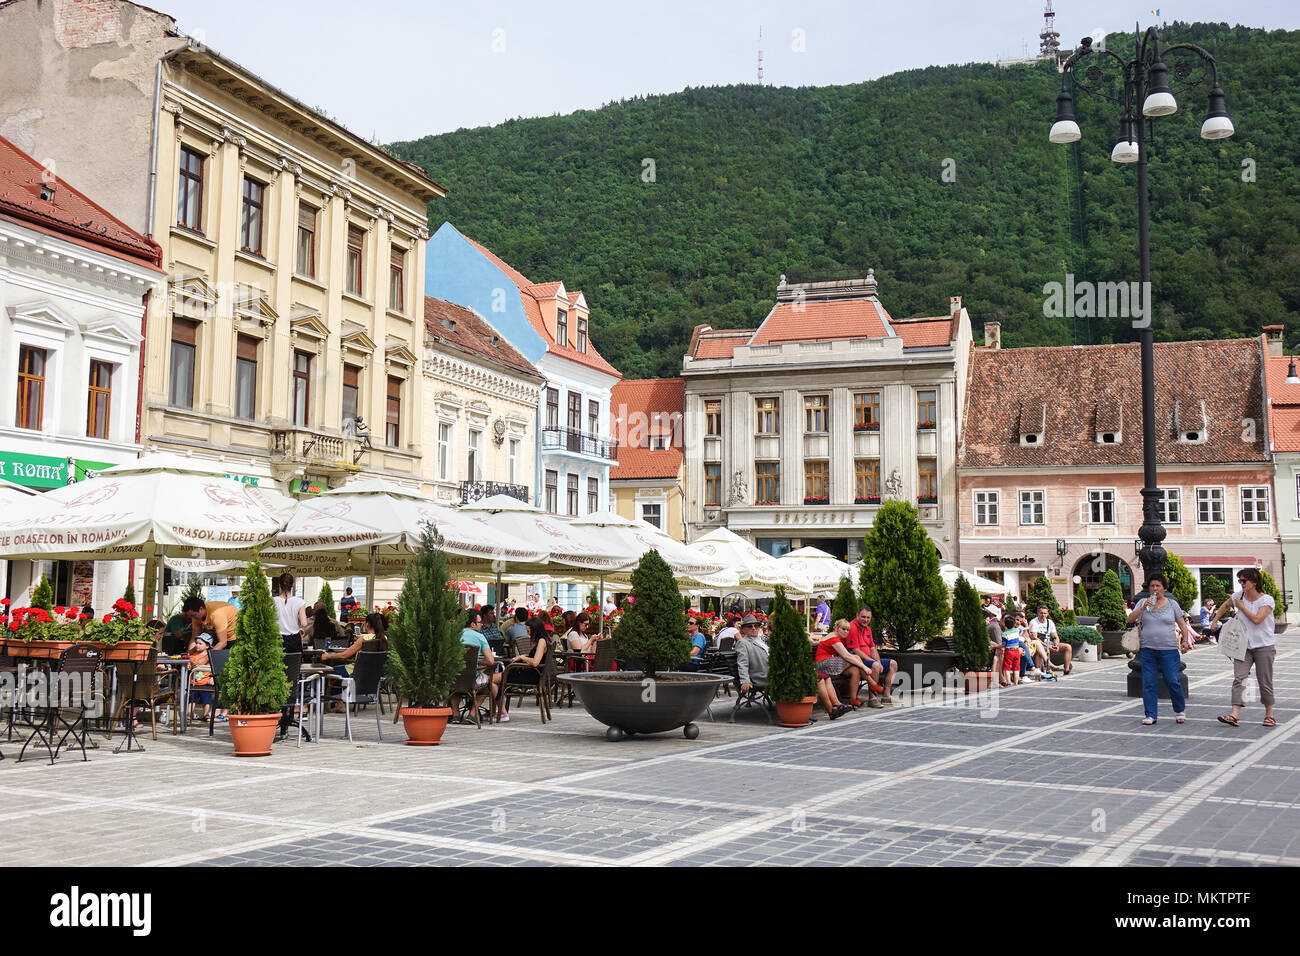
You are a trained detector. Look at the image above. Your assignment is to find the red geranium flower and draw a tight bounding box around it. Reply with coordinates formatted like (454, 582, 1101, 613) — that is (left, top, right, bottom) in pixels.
(55, 606, 66, 615)
(79, 613, 89, 621)
(7, 621, 17, 632)
(102, 614, 113, 623)
(0, 598, 9, 605)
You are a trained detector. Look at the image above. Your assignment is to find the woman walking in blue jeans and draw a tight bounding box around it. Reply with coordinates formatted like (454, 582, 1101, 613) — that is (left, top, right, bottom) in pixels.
(1126, 574, 1193, 726)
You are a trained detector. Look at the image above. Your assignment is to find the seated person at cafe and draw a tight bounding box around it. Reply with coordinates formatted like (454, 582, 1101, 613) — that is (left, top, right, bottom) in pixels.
(304, 602, 348, 648)
(461, 607, 502, 708)
(814, 620, 861, 720)
(716, 614, 740, 647)
(687, 617, 709, 664)
(494, 616, 550, 723)
(187, 632, 222, 722)
(565, 612, 597, 654)
(505, 606, 529, 646)
(181, 596, 237, 650)
(479, 604, 503, 646)
(160, 610, 192, 656)
(320, 612, 388, 679)
(735, 614, 769, 697)
(845, 605, 894, 704)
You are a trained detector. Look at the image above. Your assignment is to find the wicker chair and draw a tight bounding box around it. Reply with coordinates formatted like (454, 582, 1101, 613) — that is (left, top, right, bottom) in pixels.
(590, 638, 618, 673)
(108, 648, 176, 742)
(448, 646, 492, 729)
(501, 638, 554, 724)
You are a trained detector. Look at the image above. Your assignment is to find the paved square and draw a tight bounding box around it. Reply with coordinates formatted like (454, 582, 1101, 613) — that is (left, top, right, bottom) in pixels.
(1, 645, 1296, 866)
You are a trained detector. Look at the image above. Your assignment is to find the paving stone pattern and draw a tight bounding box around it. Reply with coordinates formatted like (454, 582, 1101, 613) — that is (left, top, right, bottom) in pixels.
(1, 645, 1297, 866)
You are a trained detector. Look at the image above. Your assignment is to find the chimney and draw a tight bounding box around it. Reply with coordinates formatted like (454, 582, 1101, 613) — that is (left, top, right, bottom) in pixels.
(984, 321, 1001, 350)
(1264, 324, 1285, 357)
(950, 295, 962, 318)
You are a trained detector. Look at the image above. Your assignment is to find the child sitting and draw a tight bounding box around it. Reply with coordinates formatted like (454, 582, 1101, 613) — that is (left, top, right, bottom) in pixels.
(1001, 614, 1026, 686)
(187, 634, 222, 723)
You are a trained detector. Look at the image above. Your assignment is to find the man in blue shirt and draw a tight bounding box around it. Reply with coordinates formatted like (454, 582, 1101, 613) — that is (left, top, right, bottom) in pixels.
(685, 617, 709, 668)
(460, 607, 501, 713)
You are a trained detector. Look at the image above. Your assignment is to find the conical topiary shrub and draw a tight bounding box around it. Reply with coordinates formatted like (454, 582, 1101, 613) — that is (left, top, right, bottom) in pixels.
(767, 586, 818, 704)
(1095, 569, 1127, 632)
(317, 582, 336, 618)
(1026, 574, 1062, 625)
(387, 526, 466, 709)
(32, 573, 53, 614)
(1164, 553, 1198, 613)
(952, 575, 988, 673)
(1260, 569, 1285, 617)
(611, 549, 691, 679)
(1202, 574, 1229, 612)
(122, 582, 136, 608)
(1074, 582, 1091, 617)
(219, 560, 289, 715)
(829, 574, 857, 629)
(858, 500, 949, 650)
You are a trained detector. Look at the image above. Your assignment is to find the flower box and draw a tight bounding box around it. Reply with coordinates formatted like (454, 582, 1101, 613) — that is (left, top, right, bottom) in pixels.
(803, 497, 829, 506)
(917, 495, 938, 505)
(918, 423, 936, 430)
(853, 422, 880, 432)
(854, 496, 882, 505)
(101, 640, 155, 661)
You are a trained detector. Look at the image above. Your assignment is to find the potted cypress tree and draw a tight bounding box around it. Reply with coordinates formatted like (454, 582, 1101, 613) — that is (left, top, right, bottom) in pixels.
(219, 560, 290, 756)
(316, 582, 336, 618)
(557, 549, 728, 740)
(1074, 583, 1091, 619)
(952, 575, 991, 693)
(1095, 569, 1130, 658)
(32, 573, 54, 614)
(1260, 569, 1288, 633)
(767, 586, 819, 726)
(1164, 554, 1198, 617)
(1026, 575, 1062, 625)
(829, 574, 857, 629)
(387, 526, 465, 745)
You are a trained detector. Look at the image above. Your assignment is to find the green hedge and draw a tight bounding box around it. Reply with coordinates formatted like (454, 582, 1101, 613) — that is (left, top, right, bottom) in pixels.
(1058, 625, 1103, 647)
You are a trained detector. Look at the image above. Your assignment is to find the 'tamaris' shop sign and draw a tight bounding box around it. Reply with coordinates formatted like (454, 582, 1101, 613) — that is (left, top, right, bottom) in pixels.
(0, 452, 113, 488)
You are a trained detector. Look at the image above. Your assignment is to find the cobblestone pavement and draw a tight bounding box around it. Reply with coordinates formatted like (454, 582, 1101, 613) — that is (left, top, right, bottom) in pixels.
(1, 645, 1296, 866)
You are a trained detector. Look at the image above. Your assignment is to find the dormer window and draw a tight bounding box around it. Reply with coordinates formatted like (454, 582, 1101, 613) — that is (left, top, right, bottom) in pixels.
(1018, 401, 1045, 447)
(557, 309, 568, 347)
(1173, 399, 1209, 445)
(39, 183, 56, 202)
(439, 317, 456, 332)
(577, 316, 588, 353)
(1099, 432, 1120, 444)
(1095, 397, 1122, 445)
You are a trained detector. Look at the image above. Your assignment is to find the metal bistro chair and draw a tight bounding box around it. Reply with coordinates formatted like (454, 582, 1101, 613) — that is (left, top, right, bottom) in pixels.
(207, 647, 232, 737)
(279, 652, 323, 746)
(727, 654, 774, 725)
(319, 651, 386, 742)
(500, 638, 554, 724)
(19, 643, 104, 764)
(590, 639, 618, 673)
(108, 649, 177, 741)
(449, 646, 493, 729)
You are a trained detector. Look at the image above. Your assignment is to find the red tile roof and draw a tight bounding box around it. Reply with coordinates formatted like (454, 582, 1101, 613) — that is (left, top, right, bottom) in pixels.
(0, 135, 161, 269)
(610, 378, 684, 480)
(960, 338, 1268, 468)
(892, 316, 955, 348)
(462, 233, 620, 378)
(1266, 355, 1300, 453)
(424, 296, 541, 380)
(750, 298, 891, 345)
(692, 330, 755, 360)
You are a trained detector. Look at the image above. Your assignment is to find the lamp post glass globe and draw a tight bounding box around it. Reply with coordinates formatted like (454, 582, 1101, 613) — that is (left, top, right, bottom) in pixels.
(1111, 139, 1140, 163)
(1200, 114, 1234, 139)
(1142, 90, 1178, 116)
(1050, 120, 1081, 143)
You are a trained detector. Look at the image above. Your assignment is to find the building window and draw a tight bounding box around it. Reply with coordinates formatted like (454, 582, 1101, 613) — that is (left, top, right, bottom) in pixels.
(588, 398, 599, 437)
(345, 226, 364, 296)
(854, 458, 880, 501)
(1241, 486, 1270, 525)
(854, 391, 880, 430)
(15, 345, 46, 431)
(705, 400, 722, 437)
(1020, 490, 1044, 525)
(705, 462, 721, 506)
(296, 203, 317, 277)
(386, 377, 402, 447)
(546, 388, 559, 429)
(466, 427, 481, 478)
(974, 490, 999, 525)
(545, 470, 558, 513)
(1196, 487, 1225, 524)
(389, 247, 406, 312)
(1157, 487, 1181, 525)
(234, 336, 258, 421)
(239, 178, 264, 253)
(917, 389, 937, 428)
(918, 458, 938, 500)
(1088, 488, 1116, 524)
(292, 350, 311, 427)
(508, 438, 519, 485)
(804, 460, 829, 501)
(556, 310, 568, 347)
(342, 364, 360, 425)
(1296, 474, 1300, 519)
(87, 359, 113, 438)
(587, 476, 599, 513)
(577, 316, 588, 353)
(804, 394, 828, 433)
(566, 474, 578, 516)
(438, 422, 452, 481)
(755, 396, 779, 434)
(169, 319, 197, 409)
(567, 392, 581, 431)
(642, 502, 662, 528)
(755, 462, 780, 504)
(177, 147, 204, 231)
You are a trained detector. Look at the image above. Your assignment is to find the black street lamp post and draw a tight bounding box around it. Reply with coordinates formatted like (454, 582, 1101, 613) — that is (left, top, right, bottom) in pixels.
(1050, 26, 1233, 592)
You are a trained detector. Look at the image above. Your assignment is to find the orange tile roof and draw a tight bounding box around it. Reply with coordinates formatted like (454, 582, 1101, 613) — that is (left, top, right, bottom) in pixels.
(462, 233, 620, 379)
(610, 378, 684, 480)
(692, 331, 754, 360)
(423, 296, 541, 380)
(0, 135, 161, 269)
(750, 298, 891, 345)
(892, 316, 954, 348)
(1265, 355, 1300, 405)
(1272, 405, 1300, 453)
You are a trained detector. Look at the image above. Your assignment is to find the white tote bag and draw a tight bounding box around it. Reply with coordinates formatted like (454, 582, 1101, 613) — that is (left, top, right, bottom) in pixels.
(1218, 616, 1248, 662)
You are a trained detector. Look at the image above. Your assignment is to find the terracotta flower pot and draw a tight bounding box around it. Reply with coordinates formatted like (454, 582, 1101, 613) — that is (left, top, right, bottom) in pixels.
(774, 695, 817, 728)
(963, 671, 993, 694)
(24, 640, 74, 659)
(228, 713, 281, 757)
(3, 638, 28, 657)
(399, 706, 453, 746)
(102, 641, 154, 661)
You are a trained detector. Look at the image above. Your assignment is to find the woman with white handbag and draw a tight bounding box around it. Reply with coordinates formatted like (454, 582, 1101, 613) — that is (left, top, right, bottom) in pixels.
(1125, 573, 1193, 726)
(1208, 568, 1278, 728)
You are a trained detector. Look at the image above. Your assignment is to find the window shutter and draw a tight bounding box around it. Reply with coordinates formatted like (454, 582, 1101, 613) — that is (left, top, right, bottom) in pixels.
(236, 335, 258, 362)
(387, 376, 401, 402)
(347, 225, 364, 252)
(172, 317, 198, 346)
(298, 204, 316, 230)
(343, 365, 360, 389)
(390, 246, 405, 267)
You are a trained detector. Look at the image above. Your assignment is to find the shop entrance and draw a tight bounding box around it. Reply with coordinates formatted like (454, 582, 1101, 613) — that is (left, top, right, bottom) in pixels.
(1072, 552, 1136, 603)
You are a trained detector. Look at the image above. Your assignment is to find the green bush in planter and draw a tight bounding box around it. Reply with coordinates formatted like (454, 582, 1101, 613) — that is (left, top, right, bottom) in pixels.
(767, 586, 818, 703)
(316, 582, 336, 618)
(387, 526, 467, 708)
(1074, 583, 1091, 617)
(1164, 553, 1198, 614)
(611, 549, 691, 679)
(858, 500, 948, 651)
(218, 560, 289, 715)
(829, 574, 857, 629)
(1058, 625, 1103, 647)
(1095, 570, 1127, 631)
(1026, 575, 1063, 626)
(1260, 569, 1286, 617)
(1061, 609, 1077, 627)
(951, 575, 988, 673)
(1202, 575, 1229, 612)
(32, 574, 53, 614)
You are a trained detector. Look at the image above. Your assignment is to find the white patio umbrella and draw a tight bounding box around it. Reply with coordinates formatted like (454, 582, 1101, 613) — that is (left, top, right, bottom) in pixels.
(779, 546, 855, 628)
(940, 564, 1012, 596)
(684, 527, 813, 593)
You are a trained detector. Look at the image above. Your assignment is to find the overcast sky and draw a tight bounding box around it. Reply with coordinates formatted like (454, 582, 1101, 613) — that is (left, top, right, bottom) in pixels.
(157, 1, 1298, 142)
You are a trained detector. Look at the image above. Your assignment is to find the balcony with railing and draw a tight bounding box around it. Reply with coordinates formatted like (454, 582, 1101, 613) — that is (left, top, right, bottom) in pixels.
(460, 480, 530, 505)
(541, 426, 619, 462)
(271, 427, 366, 475)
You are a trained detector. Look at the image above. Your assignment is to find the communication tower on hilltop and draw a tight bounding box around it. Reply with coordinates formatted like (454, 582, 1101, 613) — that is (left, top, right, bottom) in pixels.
(1040, 1, 1062, 60)
(758, 26, 764, 83)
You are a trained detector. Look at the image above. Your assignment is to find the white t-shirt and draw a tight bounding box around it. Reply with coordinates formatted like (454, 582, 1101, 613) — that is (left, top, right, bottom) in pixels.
(717, 626, 740, 644)
(1232, 591, 1276, 649)
(1027, 618, 1058, 642)
(274, 594, 306, 636)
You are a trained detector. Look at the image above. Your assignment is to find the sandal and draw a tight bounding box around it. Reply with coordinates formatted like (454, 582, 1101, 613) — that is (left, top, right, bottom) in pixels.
(1262, 716, 1276, 727)
(1217, 714, 1239, 727)
(1141, 717, 1157, 725)
(1175, 713, 1186, 724)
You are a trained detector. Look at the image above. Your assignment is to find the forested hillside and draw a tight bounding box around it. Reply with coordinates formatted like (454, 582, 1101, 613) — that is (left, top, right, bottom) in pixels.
(392, 22, 1300, 379)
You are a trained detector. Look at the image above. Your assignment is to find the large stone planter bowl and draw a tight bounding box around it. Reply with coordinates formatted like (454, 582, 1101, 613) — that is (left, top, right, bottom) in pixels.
(1100, 630, 1133, 658)
(557, 671, 729, 740)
